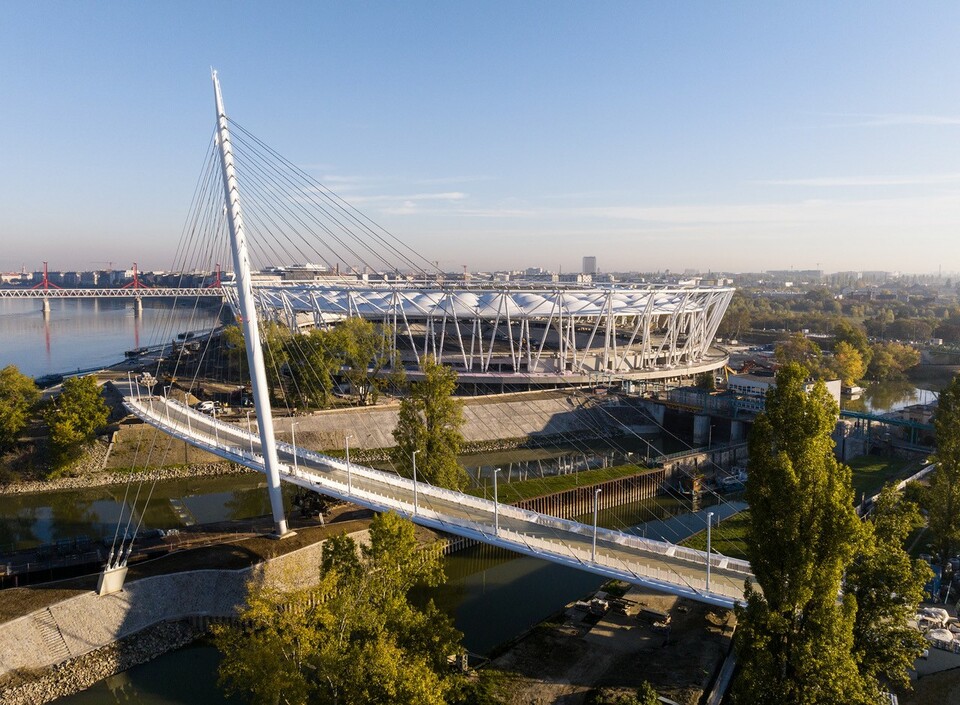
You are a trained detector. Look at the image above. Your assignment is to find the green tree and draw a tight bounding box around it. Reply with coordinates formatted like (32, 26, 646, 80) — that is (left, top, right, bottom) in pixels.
(0, 365, 40, 451)
(774, 333, 823, 374)
(833, 320, 872, 368)
(830, 341, 866, 386)
(285, 329, 340, 409)
(215, 512, 462, 705)
(924, 374, 960, 563)
(734, 363, 866, 705)
(847, 485, 931, 697)
(220, 325, 249, 381)
(332, 317, 403, 406)
(392, 355, 469, 490)
(45, 375, 109, 462)
(866, 341, 920, 381)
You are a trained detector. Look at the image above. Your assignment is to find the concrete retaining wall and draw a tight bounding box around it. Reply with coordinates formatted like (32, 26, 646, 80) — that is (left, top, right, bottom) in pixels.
(0, 529, 368, 678)
(273, 390, 612, 451)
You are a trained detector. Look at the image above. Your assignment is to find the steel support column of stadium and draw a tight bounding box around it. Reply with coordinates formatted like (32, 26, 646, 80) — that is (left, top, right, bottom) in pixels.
(212, 71, 290, 537)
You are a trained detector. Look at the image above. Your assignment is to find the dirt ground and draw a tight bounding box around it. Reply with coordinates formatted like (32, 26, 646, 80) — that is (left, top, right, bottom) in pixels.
(490, 586, 735, 705)
(902, 668, 960, 705)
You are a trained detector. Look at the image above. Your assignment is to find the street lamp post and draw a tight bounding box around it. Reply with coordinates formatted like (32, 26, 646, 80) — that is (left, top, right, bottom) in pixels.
(246, 411, 254, 455)
(412, 449, 420, 516)
(706, 511, 715, 593)
(163, 386, 171, 421)
(291, 422, 300, 475)
(345, 433, 353, 493)
(592, 488, 602, 561)
(493, 468, 501, 536)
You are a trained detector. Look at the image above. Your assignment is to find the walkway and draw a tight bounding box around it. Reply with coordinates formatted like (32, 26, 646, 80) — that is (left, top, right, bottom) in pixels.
(118, 383, 756, 608)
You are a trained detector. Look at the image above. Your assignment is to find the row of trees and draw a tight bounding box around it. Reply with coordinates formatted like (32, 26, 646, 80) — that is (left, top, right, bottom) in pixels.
(223, 318, 402, 409)
(718, 286, 960, 343)
(0, 366, 108, 466)
(735, 364, 929, 704)
(774, 322, 919, 385)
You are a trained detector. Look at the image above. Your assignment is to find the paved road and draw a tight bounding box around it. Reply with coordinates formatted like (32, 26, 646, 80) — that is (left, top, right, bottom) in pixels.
(118, 383, 755, 607)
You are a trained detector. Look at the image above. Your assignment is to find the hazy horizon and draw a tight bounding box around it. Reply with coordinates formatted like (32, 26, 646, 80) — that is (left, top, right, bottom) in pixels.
(3, 3, 960, 275)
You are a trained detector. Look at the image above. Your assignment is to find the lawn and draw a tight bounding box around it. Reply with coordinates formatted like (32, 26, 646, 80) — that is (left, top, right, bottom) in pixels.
(845, 455, 925, 500)
(681, 510, 751, 561)
(464, 463, 653, 505)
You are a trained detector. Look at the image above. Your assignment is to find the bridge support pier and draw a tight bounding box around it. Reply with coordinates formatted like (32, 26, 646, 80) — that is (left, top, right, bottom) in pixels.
(41, 298, 50, 315)
(134, 297, 142, 316)
(693, 414, 711, 446)
(730, 420, 745, 442)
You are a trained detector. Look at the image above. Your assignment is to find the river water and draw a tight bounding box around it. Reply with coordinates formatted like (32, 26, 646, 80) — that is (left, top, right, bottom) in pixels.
(0, 298, 223, 379)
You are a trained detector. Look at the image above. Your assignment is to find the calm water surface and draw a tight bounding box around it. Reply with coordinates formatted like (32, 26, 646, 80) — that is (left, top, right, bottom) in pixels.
(0, 298, 223, 378)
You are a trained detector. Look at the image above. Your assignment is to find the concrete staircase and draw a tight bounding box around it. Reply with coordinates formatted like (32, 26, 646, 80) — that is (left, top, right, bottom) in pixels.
(33, 608, 71, 663)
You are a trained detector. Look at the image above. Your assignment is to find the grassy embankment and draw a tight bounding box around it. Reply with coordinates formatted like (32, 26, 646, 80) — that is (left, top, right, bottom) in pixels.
(464, 463, 652, 505)
(681, 455, 925, 561)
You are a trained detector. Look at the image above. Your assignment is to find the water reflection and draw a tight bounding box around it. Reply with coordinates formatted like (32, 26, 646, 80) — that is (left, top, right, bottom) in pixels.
(843, 381, 938, 414)
(0, 298, 222, 378)
(0, 476, 296, 552)
(52, 644, 240, 705)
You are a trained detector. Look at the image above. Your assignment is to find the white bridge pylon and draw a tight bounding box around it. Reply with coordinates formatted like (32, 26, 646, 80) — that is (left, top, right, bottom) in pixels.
(122, 388, 755, 608)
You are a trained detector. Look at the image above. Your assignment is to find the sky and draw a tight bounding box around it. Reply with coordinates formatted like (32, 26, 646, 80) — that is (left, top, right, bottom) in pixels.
(3, 2, 960, 275)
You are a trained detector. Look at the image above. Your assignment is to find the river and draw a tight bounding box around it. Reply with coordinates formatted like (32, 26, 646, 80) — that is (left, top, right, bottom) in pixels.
(0, 298, 223, 379)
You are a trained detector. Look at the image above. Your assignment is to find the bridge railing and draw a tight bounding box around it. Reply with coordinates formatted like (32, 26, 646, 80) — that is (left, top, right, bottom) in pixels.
(125, 396, 753, 603)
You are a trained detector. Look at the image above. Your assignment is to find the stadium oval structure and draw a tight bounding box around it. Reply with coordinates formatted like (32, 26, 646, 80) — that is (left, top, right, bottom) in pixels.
(226, 283, 735, 387)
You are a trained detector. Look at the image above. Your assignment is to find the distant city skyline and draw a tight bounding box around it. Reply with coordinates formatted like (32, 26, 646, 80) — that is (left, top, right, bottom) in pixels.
(2, 3, 960, 274)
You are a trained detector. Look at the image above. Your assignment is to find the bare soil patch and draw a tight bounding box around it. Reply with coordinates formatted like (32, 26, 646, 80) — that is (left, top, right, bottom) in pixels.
(490, 586, 735, 705)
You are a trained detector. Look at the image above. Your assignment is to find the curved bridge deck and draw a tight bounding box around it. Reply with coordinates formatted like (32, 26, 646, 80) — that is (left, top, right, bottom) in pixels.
(121, 388, 754, 608)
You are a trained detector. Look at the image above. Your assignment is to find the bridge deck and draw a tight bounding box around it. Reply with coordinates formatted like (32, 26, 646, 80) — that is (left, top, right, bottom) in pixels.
(0, 288, 222, 299)
(120, 386, 754, 608)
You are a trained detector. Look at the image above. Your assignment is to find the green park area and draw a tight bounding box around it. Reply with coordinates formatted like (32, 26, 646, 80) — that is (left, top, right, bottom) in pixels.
(464, 463, 651, 505)
(682, 509, 751, 560)
(682, 455, 926, 561)
(845, 454, 926, 500)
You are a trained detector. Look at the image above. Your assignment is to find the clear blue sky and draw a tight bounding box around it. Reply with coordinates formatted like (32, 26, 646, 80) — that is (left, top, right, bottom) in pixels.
(2, 1, 960, 275)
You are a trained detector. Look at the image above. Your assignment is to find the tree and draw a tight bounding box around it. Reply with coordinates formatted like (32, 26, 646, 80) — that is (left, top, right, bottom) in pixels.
(214, 512, 463, 705)
(220, 325, 249, 381)
(924, 374, 960, 563)
(331, 317, 403, 406)
(774, 333, 822, 374)
(392, 355, 469, 490)
(846, 485, 931, 697)
(734, 363, 866, 705)
(0, 365, 40, 451)
(830, 341, 866, 386)
(833, 320, 872, 368)
(285, 329, 341, 409)
(45, 375, 109, 462)
(866, 341, 919, 381)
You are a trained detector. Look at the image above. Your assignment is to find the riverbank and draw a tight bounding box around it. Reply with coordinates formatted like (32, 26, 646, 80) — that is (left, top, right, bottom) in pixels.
(0, 514, 379, 704)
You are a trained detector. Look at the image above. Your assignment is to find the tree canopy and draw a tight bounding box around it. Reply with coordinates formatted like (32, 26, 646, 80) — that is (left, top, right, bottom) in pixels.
(214, 512, 464, 705)
(0, 365, 39, 452)
(391, 355, 469, 490)
(44, 375, 108, 462)
(924, 374, 960, 563)
(734, 363, 927, 704)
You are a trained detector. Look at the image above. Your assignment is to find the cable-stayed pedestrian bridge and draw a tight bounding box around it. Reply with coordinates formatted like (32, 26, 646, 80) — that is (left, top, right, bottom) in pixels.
(120, 386, 755, 608)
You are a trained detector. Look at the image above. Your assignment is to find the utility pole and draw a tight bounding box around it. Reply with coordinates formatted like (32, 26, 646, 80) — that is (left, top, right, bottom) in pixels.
(212, 70, 290, 538)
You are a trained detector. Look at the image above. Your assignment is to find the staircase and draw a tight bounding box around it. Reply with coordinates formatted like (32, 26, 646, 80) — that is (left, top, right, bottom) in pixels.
(33, 608, 71, 663)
